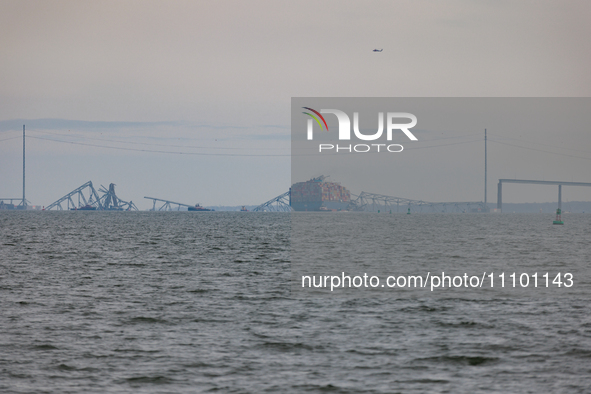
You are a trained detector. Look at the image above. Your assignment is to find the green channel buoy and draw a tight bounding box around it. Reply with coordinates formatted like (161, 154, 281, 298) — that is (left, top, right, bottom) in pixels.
(553, 208, 564, 225)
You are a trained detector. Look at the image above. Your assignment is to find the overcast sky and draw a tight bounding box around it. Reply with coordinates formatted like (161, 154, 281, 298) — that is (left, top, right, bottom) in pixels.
(1, 1, 590, 208)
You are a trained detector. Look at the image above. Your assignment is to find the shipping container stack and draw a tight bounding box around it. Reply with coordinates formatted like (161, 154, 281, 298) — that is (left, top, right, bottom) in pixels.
(291, 177, 350, 204)
(320, 182, 350, 203)
(291, 180, 322, 203)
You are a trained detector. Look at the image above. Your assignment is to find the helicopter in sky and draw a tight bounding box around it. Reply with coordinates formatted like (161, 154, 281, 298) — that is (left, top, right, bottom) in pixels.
(373, 49, 383, 52)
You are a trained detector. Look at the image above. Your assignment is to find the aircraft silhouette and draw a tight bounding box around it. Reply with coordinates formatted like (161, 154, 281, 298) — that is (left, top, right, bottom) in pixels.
(373, 49, 383, 52)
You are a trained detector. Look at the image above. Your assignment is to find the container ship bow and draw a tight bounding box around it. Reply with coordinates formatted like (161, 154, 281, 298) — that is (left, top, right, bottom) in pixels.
(290, 176, 350, 211)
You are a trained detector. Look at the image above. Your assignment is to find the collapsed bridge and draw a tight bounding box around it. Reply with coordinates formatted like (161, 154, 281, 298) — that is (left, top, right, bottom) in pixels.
(253, 190, 487, 213)
(45, 181, 138, 211)
(352, 192, 487, 213)
(253, 175, 487, 213)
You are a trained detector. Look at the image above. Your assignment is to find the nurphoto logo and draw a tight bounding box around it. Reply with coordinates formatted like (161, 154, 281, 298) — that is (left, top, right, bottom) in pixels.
(302, 107, 418, 153)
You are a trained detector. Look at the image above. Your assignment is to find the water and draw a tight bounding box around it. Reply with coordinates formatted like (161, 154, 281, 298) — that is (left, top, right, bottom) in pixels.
(291, 213, 591, 298)
(1, 212, 590, 393)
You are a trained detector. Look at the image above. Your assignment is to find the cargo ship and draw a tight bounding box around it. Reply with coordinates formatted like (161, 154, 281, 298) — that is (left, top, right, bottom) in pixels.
(290, 176, 350, 211)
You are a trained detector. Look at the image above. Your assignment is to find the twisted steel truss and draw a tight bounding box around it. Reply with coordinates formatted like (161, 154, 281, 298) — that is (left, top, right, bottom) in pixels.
(252, 191, 292, 212)
(144, 196, 195, 211)
(45, 181, 137, 211)
(352, 192, 487, 213)
(253, 190, 487, 213)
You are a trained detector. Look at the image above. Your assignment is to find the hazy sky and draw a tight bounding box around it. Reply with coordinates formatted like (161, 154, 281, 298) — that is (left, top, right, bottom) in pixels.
(1, 1, 591, 208)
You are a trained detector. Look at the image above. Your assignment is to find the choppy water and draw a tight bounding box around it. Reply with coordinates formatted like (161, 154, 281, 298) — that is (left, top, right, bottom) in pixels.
(1, 212, 590, 393)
